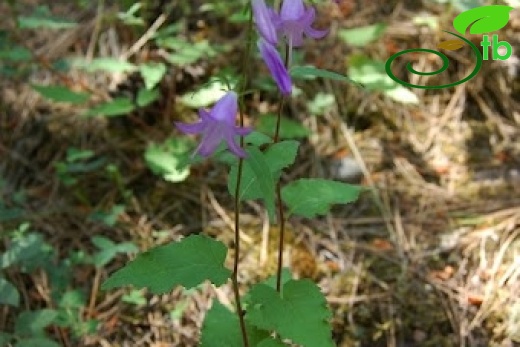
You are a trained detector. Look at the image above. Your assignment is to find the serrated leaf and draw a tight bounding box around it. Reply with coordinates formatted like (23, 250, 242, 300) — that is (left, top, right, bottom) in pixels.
(32, 85, 90, 104)
(453, 5, 513, 35)
(136, 88, 159, 107)
(139, 62, 166, 90)
(0, 278, 19, 306)
(200, 301, 268, 347)
(281, 179, 361, 218)
(246, 279, 334, 347)
(338, 23, 387, 47)
(15, 309, 58, 336)
(85, 98, 135, 117)
(437, 39, 465, 50)
(228, 141, 299, 213)
(256, 115, 310, 139)
(102, 235, 231, 294)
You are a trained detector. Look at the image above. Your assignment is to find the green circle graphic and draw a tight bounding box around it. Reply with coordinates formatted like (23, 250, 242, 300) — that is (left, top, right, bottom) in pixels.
(385, 31, 483, 89)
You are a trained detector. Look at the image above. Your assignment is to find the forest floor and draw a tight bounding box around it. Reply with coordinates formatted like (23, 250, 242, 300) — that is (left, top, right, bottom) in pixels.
(1, 0, 520, 346)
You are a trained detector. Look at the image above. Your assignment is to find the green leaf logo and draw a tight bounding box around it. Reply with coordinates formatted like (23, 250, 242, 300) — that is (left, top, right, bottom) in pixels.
(453, 5, 514, 35)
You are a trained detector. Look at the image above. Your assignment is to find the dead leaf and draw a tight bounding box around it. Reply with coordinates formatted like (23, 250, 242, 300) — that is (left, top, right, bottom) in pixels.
(437, 39, 465, 51)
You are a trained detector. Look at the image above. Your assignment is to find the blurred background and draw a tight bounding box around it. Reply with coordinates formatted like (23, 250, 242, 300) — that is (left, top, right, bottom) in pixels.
(0, 0, 519, 346)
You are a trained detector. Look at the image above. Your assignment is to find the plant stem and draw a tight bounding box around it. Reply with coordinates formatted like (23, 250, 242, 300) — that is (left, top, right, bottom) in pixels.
(274, 42, 291, 292)
(231, 7, 254, 347)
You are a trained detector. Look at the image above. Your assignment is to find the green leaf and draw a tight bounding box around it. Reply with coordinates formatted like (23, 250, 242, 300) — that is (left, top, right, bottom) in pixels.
(180, 81, 228, 108)
(139, 62, 166, 90)
(256, 338, 289, 347)
(245, 147, 277, 221)
(453, 5, 513, 35)
(32, 85, 90, 104)
(15, 309, 58, 336)
(66, 148, 94, 162)
(281, 179, 362, 218)
(101, 235, 231, 294)
(0, 278, 19, 306)
(144, 137, 193, 182)
(338, 23, 387, 47)
(246, 279, 335, 347)
(15, 338, 61, 347)
(136, 88, 159, 107)
(0, 332, 12, 346)
(88, 204, 125, 227)
(200, 301, 268, 347)
(0, 233, 46, 269)
(0, 46, 32, 62)
(291, 66, 357, 84)
(307, 93, 336, 116)
(256, 115, 310, 139)
(85, 98, 135, 117)
(91, 235, 138, 268)
(348, 54, 418, 104)
(70, 57, 137, 73)
(18, 6, 76, 29)
(228, 141, 299, 218)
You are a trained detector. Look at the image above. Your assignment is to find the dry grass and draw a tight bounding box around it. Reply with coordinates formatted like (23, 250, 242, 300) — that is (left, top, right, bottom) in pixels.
(1, 0, 519, 346)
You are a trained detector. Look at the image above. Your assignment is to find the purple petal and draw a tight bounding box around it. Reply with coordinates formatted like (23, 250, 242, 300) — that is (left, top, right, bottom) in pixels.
(196, 125, 224, 157)
(280, 0, 305, 21)
(302, 7, 328, 39)
(224, 131, 248, 158)
(209, 91, 238, 125)
(175, 121, 206, 134)
(234, 126, 253, 136)
(258, 39, 292, 96)
(198, 108, 212, 122)
(252, 0, 278, 45)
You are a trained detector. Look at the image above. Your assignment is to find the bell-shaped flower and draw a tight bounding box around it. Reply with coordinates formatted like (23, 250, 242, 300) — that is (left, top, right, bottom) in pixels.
(252, 0, 328, 49)
(175, 91, 252, 158)
(258, 39, 292, 96)
(252, 0, 278, 45)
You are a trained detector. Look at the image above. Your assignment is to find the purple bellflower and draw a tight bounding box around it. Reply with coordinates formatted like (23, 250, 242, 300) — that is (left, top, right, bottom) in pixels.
(252, 0, 328, 49)
(258, 39, 292, 96)
(175, 91, 252, 158)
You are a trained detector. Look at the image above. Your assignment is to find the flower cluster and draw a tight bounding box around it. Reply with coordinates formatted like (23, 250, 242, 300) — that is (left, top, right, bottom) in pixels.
(253, 0, 327, 96)
(175, 0, 327, 159)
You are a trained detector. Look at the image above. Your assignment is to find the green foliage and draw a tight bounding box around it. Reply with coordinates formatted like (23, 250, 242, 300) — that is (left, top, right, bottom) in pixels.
(227, 141, 300, 221)
(307, 92, 336, 116)
(88, 204, 125, 227)
(156, 37, 219, 66)
(181, 80, 235, 108)
(89, 236, 138, 268)
(15, 310, 58, 336)
(348, 54, 419, 104)
(256, 115, 310, 139)
(31, 84, 90, 104)
(70, 57, 137, 73)
(0, 277, 20, 306)
(200, 301, 269, 347)
(291, 65, 358, 85)
(139, 62, 167, 90)
(17, 6, 76, 29)
(246, 279, 335, 347)
(144, 137, 194, 183)
(136, 88, 160, 107)
(84, 97, 135, 117)
(54, 148, 106, 185)
(282, 179, 362, 218)
(338, 23, 387, 47)
(102, 235, 232, 294)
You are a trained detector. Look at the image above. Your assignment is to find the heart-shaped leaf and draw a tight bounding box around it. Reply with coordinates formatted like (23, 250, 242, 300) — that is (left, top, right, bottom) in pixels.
(453, 5, 513, 35)
(437, 39, 465, 50)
